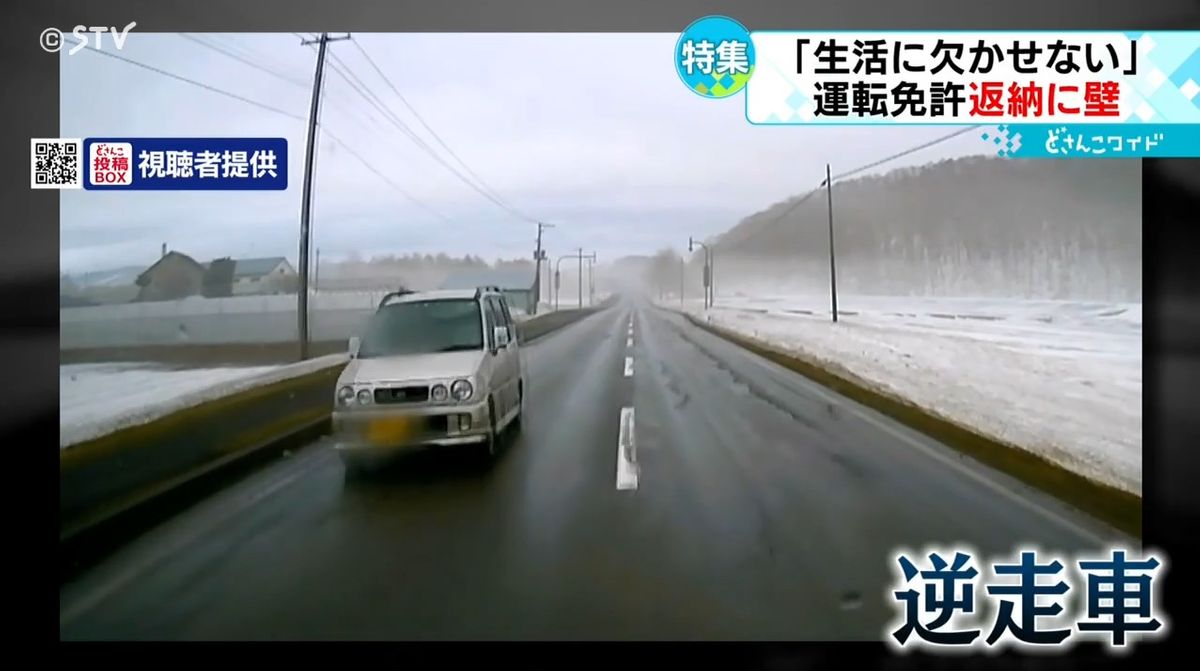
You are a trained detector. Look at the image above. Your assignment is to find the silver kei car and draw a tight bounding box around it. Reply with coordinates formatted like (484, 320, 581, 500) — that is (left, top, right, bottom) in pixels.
(332, 286, 524, 469)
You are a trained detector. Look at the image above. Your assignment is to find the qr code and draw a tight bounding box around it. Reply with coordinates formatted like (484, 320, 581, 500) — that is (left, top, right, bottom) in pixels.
(30, 138, 82, 189)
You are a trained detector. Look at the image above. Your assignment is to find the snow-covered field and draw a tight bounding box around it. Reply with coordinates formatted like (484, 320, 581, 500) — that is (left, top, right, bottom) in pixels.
(60, 354, 348, 448)
(674, 293, 1141, 496)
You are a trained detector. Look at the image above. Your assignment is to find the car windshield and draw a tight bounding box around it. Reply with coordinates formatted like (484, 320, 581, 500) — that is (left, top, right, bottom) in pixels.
(357, 298, 483, 358)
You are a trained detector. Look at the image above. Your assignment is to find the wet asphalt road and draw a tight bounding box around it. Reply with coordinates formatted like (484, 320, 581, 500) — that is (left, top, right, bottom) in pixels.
(60, 296, 1127, 640)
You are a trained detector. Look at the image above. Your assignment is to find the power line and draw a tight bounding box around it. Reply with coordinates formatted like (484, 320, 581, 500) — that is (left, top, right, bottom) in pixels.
(180, 33, 309, 88)
(321, 128, 452, 222)
(328, 54, 512, 212)
(831, 125, 981, 182)
(299, 37, 450, 221)
(740, 125, 985, 241)
(74, 40, 309, 123)
(309, 49, 462, 212)
(315, 42, 534, 223)
(759, 185, 825, 232)
(185, 33, 390, 135)
(351, 38, 534, 221)
(74, 39, 449, 221)
(322, 50, 435, 150)
(209, 33, 313, 81)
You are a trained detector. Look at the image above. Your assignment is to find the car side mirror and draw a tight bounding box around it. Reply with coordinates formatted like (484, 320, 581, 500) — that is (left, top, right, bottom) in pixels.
(348, 336, 360, 358)
(493, 326, 510, 349)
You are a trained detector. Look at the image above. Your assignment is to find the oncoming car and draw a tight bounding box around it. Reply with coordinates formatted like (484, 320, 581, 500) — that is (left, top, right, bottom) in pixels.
(332, 286, 524, 470)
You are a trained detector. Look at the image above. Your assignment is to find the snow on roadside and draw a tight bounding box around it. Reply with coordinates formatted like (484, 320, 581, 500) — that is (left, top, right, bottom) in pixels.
(60, 354, 349, 449)
(675, 295, 1141, 496)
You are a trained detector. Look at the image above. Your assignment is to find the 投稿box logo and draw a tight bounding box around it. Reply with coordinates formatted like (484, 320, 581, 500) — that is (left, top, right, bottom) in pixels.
(89, 141, 133, 186)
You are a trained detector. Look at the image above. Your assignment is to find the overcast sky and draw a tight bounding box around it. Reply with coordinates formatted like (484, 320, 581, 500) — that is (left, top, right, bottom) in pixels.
(60, 32, 991, 273)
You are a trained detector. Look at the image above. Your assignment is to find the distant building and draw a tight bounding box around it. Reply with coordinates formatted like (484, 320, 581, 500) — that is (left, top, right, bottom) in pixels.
(134, 251, 206, 302)
(230, 256, 298, 296)
(439, 268, 536, 313)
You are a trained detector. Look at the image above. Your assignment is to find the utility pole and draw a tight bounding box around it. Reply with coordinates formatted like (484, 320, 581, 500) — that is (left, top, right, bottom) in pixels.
(680, 258, 684, 307)
(533, 222, 553, 315)
(825, 163, 839, 323)
(297, 32, 350, 360)
(577, 247, 583, 309)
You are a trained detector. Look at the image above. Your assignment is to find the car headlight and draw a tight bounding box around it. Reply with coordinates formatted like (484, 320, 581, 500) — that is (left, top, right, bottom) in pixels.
(431, 384, 449, 402)
(356, 389, 373, 405)
(451, 379, 473, 401)
(337, 385, 355, 406)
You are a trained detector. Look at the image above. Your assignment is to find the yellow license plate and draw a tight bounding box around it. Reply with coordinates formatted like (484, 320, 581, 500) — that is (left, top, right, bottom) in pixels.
(366, 416, 420, 445)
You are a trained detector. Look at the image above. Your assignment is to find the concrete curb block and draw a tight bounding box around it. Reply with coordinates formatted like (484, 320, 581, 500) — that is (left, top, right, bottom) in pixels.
(517, 302, 612, 343)
(59, 363, 346, 580)
(678, 309, 1141, 539)
(60, 416, 329, 582)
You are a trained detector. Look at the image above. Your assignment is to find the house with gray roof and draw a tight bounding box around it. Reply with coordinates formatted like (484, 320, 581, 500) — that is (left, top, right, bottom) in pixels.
(229, 256, 298, 295)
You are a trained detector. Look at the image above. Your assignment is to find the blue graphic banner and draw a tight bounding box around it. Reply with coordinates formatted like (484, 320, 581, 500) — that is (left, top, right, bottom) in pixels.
(82, 137, 287, 190)
(979, 123, 1199, 158)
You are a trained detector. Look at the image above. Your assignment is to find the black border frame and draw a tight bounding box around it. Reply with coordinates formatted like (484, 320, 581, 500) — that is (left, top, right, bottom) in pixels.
(7, 0, 1199, 658)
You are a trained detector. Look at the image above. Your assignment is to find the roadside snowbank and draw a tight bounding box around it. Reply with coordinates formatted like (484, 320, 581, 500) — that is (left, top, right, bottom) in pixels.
(60, 354, 349, 448)
(677, 294, 1141, 495)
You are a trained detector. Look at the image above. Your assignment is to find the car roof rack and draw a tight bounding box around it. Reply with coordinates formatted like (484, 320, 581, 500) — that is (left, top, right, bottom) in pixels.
(377, 288, 416, 309)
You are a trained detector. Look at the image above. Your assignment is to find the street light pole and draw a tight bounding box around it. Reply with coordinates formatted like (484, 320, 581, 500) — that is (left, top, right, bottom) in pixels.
(555, 256, 563, 311)
(709, 244, 716, 307)
(688, 236, 712, 309)
(577, 247, 584, 309)
(585, 252, 597, 306)
(555, 252, 581, 311)
(825, 163, 839, 323)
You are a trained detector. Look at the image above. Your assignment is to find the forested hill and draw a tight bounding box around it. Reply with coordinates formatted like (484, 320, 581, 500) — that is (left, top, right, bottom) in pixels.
(709, 156, 1141, 300)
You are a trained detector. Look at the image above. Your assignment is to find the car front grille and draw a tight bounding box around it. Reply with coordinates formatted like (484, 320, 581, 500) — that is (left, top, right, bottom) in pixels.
(373, 385, 431, 404)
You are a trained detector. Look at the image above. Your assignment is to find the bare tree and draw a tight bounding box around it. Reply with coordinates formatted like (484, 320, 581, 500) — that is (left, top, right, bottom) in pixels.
(645, 247, 682, 300)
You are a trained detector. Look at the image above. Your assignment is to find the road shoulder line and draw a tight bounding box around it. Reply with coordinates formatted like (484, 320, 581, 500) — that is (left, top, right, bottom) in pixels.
(672, 308, 1141, 541)
(617, 406, 638, 490)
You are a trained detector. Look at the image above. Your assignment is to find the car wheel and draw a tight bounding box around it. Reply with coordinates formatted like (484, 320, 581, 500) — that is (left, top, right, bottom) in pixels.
(511, 382, 523, 432)
(483, 395, 499, 459)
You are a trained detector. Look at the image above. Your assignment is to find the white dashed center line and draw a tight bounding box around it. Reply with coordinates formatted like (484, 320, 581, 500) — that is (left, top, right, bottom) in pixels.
(616, 406, 638, 490)
(624, 356, 633, 377)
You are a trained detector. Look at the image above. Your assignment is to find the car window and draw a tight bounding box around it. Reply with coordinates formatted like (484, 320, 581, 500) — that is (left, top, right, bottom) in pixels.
(486, 296, 513, 345)
(482, 297, 496, 349)
(497, 297, 517, 343)
(357, 299, 484, 358)
(484, 297, 501, 335)
(498, 296, 514, 328)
